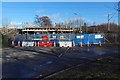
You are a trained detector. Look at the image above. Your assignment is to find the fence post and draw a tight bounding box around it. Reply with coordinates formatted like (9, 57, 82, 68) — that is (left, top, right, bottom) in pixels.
(87, 41, 90, 47)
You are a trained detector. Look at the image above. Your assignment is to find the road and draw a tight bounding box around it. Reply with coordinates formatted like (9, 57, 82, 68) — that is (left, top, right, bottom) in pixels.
(1, 44, 119, 79)
(0, 48, 2, 79)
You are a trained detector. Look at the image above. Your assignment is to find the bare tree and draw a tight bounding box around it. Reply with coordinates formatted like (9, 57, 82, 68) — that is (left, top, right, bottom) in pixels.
(35, 15, 52, 27)
(2, 18, 10, 28)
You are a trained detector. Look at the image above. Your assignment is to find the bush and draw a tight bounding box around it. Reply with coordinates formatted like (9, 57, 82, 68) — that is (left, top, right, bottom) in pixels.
(1, 34, 10, 47)
(0, 34, 2, 48)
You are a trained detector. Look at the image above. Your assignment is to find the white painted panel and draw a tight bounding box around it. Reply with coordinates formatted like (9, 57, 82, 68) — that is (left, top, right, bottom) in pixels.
(32, 38, 42, 40)
(76, 35, 84, 39)
(52, 36, 56, 39)
(22, 41, 34, 47)
(59, 41, 72, 47)
(95, 35, 103, 39)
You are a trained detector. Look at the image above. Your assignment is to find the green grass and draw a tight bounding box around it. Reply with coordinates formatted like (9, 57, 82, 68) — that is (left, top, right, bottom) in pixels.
(47, 56, 120, 79)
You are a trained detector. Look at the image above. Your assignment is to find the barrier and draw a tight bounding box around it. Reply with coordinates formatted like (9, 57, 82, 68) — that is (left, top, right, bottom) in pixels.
(38, 41, 52, 47)
(51, 35, 57, 40)
(34, 42, 36, 47)
(72, 41, 75, 47)
(54, 42, 56, 47)
(22, 41, 34, 47)
(14, 33, 104, 47)
(42, 36, 48, 40)
(71, 33, 104, 46)
(59, 41, 72, 47)
(38, 42, 39, 47)
(60, 35, 64, 40)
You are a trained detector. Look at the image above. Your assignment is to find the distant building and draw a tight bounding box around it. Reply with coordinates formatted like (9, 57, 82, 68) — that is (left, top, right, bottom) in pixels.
(22, 27, 76, 34)
(86, 23, 118, 33)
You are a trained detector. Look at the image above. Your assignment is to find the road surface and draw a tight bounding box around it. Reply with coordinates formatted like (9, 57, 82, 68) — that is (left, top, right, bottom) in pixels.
(1, 44, 119, 79)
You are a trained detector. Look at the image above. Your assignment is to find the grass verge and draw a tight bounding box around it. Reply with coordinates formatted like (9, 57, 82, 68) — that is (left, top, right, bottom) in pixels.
(46, 55, 120, 79)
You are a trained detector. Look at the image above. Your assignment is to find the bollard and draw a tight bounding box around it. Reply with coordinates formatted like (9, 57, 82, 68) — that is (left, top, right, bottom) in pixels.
(87, 41, 90, 47)
(34, 42, 36, 47)
(72, 41, 75, 47)
(38, 42, 39, 47)
(80, 42, 82, 47)
(18, 41, 20, 47)
(11, 40, 14, 48)
(54, 42, 56, 47)
(98, 41, 101, 47)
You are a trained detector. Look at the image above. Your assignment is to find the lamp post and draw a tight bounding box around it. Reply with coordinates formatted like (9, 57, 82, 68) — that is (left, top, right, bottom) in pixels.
(74, 13, 81, 31)
(107, 13, 111, 31)
(74, 13, 83, 45)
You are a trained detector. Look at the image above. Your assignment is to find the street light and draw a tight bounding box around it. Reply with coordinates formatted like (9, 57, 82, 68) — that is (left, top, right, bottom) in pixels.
(73, 13, 82, 31)
(74, 13, 83, 44)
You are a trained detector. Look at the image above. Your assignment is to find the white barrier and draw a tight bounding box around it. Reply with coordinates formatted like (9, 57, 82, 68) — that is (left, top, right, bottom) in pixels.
(76, 35, 84, 39)
(22, 41, 34, 47)
(59, 41, 72, 47)
(95, 34, 103, 39)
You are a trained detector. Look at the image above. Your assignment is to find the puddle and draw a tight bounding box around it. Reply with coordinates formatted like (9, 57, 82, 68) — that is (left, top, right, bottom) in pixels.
(95, 51, 106, 55)
(46, 61, 53, 64)
(20, 71, 38, 78)
(6, 55, 11, 58)
(39, 60, 53, 67)
(81, 57, 87, 59)
(87, 48, 90, 52)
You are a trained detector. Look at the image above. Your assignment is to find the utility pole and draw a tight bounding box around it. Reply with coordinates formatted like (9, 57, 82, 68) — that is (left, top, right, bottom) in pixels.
(74, 13, 78, 29)
(79, 18, 83, 34)
(107, 12, 117, 32)
(107, 13, 110, 31)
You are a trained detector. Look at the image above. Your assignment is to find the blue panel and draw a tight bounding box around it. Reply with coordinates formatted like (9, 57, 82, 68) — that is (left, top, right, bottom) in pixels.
(35, 34, 41, 38)
(83, 34, 89, 45)
(14, 33, 104, 47)
(89, 34, 95, 44)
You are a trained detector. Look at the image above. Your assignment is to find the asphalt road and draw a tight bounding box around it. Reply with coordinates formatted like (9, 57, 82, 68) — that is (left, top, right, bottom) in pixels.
(1, 44, 119, 79)
(0, 48, 2, 79)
